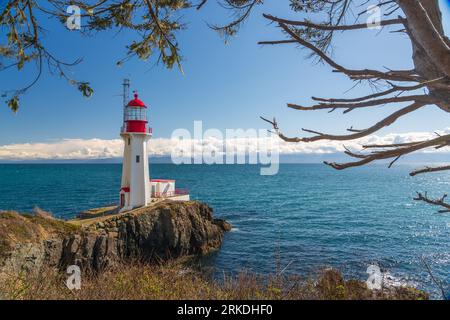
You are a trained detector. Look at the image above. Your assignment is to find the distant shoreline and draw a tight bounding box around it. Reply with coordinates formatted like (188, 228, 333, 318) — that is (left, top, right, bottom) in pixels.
(0, 153, 449, 165)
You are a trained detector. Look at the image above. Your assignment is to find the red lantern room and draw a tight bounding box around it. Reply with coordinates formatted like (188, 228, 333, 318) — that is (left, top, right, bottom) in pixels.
(124, 92, 148, 133)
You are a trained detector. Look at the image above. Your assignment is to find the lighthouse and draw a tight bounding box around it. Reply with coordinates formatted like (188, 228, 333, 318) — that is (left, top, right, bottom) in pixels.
(118, 80, 189, 211)
(119, 86, 152, 211)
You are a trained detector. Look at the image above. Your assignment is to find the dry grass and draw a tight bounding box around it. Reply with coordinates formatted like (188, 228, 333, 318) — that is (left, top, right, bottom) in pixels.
(0, 208, 429, 300)
(0, 260, 428, 300)
(0, 210, 79, 260)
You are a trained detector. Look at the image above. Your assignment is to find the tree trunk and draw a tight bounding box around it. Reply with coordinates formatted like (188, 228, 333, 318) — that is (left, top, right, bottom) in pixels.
(397, 0, 450, 111)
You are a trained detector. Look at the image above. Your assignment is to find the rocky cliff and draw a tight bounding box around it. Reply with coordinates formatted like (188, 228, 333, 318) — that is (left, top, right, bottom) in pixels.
(0, 201, 230, 275)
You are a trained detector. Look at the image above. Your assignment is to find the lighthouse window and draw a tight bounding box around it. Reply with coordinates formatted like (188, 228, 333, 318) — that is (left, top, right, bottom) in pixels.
(128, 138, 130, 145)
(125, 107, 147, 121)
(136, 155, 140, 163)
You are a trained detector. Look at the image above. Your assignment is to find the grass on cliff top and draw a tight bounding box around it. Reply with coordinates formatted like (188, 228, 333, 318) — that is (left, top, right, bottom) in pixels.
(69, 200, 204, 228)
(0, 260, 428, 300)
(0, 208, 80, 259)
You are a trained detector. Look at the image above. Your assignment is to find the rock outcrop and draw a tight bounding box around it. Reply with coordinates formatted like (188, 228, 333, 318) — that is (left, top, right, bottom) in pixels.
(0, 201, 229, 275)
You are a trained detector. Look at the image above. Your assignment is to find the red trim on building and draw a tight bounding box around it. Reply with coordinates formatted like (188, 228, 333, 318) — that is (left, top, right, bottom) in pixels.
(121, 187, 130, 192)
(175, 188, 189, 195)
(153, 189, 189, 198)
(126, 120, 147, 133)
(151, 179, 175, 183)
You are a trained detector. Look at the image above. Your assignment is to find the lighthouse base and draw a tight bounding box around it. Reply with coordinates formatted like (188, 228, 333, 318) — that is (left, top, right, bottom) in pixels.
(118, 194, 190, 213)
(119, 206, 134, 213)
(169, 194, 190, 201)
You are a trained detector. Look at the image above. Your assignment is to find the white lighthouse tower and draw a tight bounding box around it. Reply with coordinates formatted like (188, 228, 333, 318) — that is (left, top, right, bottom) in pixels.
(119, 84, 152, 211)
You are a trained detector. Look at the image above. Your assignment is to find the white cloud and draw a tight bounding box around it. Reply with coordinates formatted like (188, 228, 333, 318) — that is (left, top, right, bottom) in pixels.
(0, 129, 449, 160)
(0, 139, 123, 160)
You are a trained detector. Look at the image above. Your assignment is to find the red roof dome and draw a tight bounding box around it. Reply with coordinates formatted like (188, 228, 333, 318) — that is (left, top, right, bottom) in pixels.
(127, 92, 146, 108)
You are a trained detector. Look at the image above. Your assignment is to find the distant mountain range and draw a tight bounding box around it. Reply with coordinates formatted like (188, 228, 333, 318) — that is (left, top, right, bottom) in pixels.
(0, 152, 448, 164)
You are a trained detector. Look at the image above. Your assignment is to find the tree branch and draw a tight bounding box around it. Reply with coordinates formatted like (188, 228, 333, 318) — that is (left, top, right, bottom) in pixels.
(323, 134, 450, 170)
(288, 95, 435, 113)
(410, 165, 450, 177)
(258, 40, 297, 45)
(196, 0, 208, 10)
(210, 0, 261, 36)
(277, 22, 421, 82)
(263, 13, 405, 31)
(414, 192, 450, 213)
(262, 101, 428, 143)
(310, 77, 447, 104)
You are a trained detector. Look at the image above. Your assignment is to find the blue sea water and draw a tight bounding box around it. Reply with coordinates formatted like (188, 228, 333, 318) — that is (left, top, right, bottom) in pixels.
(0, 163, 449, 298)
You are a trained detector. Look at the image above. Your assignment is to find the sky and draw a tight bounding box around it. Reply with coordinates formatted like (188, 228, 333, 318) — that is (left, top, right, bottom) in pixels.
(0, 1, 449, 160)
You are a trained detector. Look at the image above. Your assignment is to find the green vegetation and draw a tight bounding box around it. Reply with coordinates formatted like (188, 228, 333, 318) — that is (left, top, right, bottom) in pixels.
(1, 0, 192, 110)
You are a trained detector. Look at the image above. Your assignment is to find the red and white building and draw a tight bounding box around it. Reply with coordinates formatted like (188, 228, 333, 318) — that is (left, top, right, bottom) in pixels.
(119, 85, 189, 211)
(151, 179, 189, 198)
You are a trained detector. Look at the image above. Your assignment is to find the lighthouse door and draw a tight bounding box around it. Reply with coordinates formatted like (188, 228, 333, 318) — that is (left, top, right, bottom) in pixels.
(120, 193, 125, 207)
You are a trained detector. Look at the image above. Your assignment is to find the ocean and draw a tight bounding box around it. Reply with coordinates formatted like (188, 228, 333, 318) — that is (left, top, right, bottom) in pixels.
(0, 163, 448, 298)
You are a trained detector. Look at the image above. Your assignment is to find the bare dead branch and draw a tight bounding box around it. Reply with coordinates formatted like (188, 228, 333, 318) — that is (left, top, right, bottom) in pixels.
(258, 0, 450, 215)
(414, 192, 450, 213)
(264, 101, 427, 143)
(263, 14, 405, 31)
(421, 256, 447, 299)
(388, 155, 402, 168)
(258, 40, 298, 45)
(288, 95, 435, 113)
(311, 77, 447, 104)
(384, 3, 401, 17)
(300, 101, 426, 140)
(323, 134, 450, 170)
(196, 0, 208, 10)
(363, 141, 422, 149)
(277, 22, 421, 82)
(410, 165, 450, 177)
(357, 0, 396, 17)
